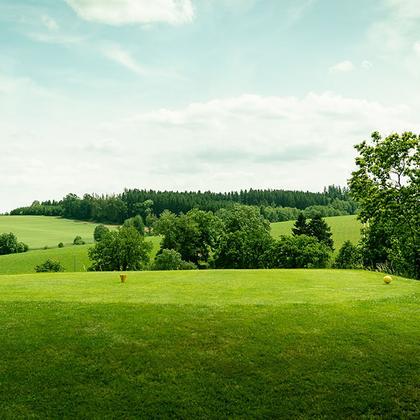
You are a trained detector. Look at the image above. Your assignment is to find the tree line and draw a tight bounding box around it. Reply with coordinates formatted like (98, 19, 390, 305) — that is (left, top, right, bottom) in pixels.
(10, 185, 357, 224)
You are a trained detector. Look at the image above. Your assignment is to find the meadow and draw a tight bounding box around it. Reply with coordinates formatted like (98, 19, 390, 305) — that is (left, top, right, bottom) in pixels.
(0, 215, 109, 249)
(0, 237, 162, 275)
(0, 269, 418, 418)
(271, 214, 362, 251)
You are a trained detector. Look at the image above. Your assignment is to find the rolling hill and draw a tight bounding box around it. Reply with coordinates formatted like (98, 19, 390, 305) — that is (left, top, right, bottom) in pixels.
(270, 215, 362, 250)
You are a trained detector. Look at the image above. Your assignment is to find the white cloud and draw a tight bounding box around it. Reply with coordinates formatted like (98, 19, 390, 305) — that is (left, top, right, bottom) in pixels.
(2, 91, 419, 213)
(41, 15, 59, 31)
(65, 0, 194, 25)
(101, 44, 147, 76)
(329, 60, 354, 73)
(413, 41, 420, 56)
(361, 60, 373, 70)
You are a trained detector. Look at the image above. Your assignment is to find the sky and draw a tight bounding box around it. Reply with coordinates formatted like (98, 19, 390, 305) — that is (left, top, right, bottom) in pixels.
(1, 0, 420, 212)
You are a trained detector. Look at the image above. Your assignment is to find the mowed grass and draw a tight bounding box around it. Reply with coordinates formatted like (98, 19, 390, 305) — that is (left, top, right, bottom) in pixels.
(0, 270, 418, 418)
(0, 236, 162, 275)
(271, 215, 362, 250)
(0, 216, 109, 249)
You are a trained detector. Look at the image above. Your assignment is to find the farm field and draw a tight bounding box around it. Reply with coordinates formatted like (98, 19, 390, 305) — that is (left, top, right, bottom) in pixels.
(0, 236, 162, 275)
(0, 216, 111, 249)
(271, 215, 362, 250)
(0, 269, 418, 418)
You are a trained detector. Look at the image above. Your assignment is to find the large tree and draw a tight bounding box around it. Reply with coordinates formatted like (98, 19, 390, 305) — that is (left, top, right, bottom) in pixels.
(88, 226, 152, 271)
(349, 131, 419, 278)
(154, 209, 222, 266)
(213, 205, 273, 269)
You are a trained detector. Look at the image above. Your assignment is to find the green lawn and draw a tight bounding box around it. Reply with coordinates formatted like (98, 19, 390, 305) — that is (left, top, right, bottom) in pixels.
(0, 269, 418, 418)
(0, 215, 110, 249)
(271, 215, 362, 250)
(0, 236, 162, 275)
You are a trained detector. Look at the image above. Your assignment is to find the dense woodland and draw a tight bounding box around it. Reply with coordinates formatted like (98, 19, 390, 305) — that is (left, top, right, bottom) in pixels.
(10, 185, 357, 224)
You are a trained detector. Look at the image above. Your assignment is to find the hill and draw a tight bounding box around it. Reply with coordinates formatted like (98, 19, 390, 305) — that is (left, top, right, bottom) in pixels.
(0, 216, 110, 249)
(271, 215, 362, 250)
(0, 269, 418, 418)
(0, 237, 162, 275)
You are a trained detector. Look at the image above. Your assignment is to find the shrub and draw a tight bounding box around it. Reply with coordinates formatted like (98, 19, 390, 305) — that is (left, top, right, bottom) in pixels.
(153, 249, 197, 270)
(264, 235, 331, 269)
(0, 233, 28, 255)
(334, 241, 363, 269)
(58, 242, 64, 248)
(73, 236, 85, 245)
(94, 224, 110, 242)
(35, 259, 65, 273)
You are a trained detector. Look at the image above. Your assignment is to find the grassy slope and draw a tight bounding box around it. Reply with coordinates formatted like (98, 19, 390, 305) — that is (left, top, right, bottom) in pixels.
(271, 215, 362, 250)
(0, 215, 107, 249)
(0, 270, 418, 418)
(0, 237, 162, 275)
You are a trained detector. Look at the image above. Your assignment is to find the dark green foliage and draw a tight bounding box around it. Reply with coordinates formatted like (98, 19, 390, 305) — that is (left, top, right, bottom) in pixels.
(88, 226, 152, 271)
(93, 224, 110, 242)
(153, 249, 197, 271)
(334, 241, 363, 269)
(213, 205, 273, 269)
(0, 233, 28, 255)
(10, 186, 357, 223)
(35, 259, 64, 273)
(155, 209, 221, 265)
(307, 215, 334, 250)
(349, 131, 420, 278)
(73, 236, 85, 245)
(293, 214, 334, 250)
(58, 242, 64, 248)
(123, 215, 145, 235)
(264, 235, 331, 268)
(292, 213, 309, 236)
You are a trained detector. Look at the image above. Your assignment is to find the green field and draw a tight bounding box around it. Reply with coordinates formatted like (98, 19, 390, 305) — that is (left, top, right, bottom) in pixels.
(0, 237, 162, 275)
(0, 216, 108, 249)
(0, 269, 418, 418)
(271, 215, 362, 250)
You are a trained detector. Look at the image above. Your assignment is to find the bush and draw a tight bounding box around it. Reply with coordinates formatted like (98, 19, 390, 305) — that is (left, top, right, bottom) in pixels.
(334, 241, 363, 269)
(35, 259, 65, 273)
(153, 249, 197, 271)
(0, 233, 28, 255)
(264, 235, 331, 268)
(94, 224, 110, 242)
(58, 242, 64, 248)
(73, 236, 85, 245)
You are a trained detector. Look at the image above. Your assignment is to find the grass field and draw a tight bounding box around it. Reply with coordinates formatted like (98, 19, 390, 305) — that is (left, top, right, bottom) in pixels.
(271, 215, 362, 250)
(0, 269, 418, 418)
(0, 236, 162, 275)
(0, 216, 109, 249)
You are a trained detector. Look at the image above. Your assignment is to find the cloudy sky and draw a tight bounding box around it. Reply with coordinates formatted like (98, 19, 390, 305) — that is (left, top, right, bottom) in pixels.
(1, 0, 420, 212)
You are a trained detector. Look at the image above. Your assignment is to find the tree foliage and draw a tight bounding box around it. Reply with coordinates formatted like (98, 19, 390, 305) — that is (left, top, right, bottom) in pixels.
(93, 224, 110, 242)
(88, 226, 152, 271)
(333, 241, 363, 269)
(349, 132, 419, 278)
(153, 249, 197, 271)
(0, 233, 28, 255)
(35, 259, 65, 273)
(264, 235, 331, 268)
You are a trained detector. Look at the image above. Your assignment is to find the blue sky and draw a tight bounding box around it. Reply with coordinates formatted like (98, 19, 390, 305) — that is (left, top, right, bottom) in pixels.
(1, 0, 420, 211)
